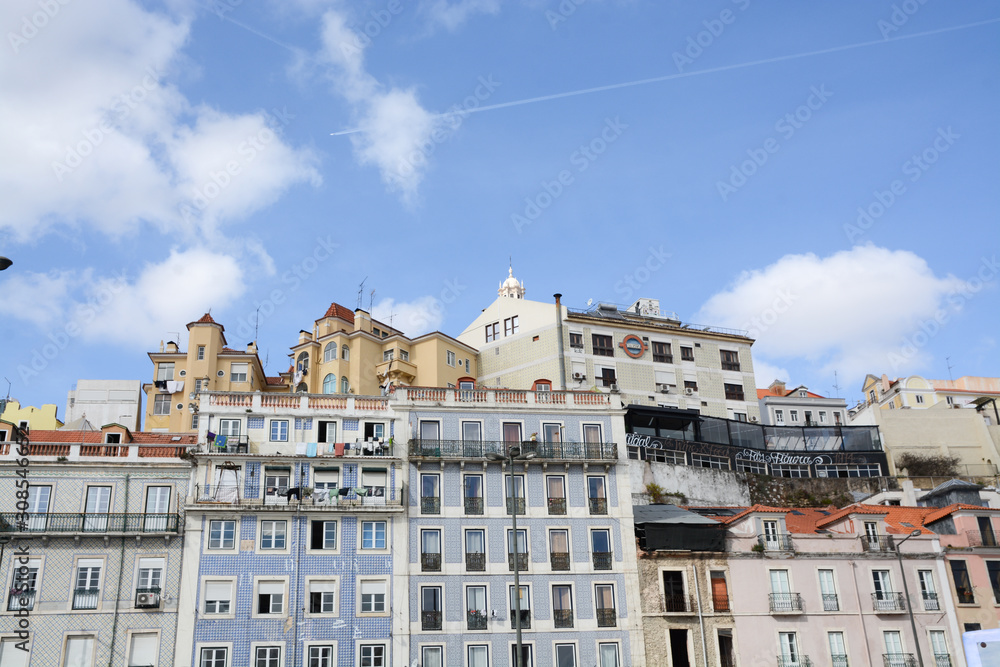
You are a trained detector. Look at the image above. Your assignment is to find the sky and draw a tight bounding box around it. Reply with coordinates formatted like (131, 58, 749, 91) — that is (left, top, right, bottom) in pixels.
(1, 0, 997, 417)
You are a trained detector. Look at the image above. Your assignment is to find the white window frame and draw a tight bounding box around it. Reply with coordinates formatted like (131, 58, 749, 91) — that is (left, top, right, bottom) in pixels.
(447, 350, 456, 367)
(358, 579, 389, 616)
(304, 642, 338, 667)
(361, 520, 387, 550)
(357, 644, 386, 667)
(153, 394, 170, 416)
(197, 644, 231, 667)
(250, 643, 283, 667)
(202, 577, 236, 618)
(252, 578, 288, 618)
(269, 420, 288, 442)
(305, 576, 340, 617)
(230, 363, 248, 383)
(207, 519, 237, 552)
(258, 519, 289, 553)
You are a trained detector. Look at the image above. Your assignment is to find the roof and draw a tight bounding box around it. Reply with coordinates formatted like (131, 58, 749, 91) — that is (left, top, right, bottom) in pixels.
(756, 387, 826, 399)
(813, 504, 938, 535)
(716, 504, 798, 525)
(60, 416, 96, 431)
(23, 429, 197, 444)
(632, 504, 720, 525)
(265, 376, 285, 385)
(924, 503, 1000, 524)
(320, 303, 355, 324)
(919, 478, 983, 501)
(188, 312, 223, 330)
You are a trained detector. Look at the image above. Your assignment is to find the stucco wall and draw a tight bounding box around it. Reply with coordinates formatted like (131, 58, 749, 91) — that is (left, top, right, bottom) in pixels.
(626, 459, 752, 506)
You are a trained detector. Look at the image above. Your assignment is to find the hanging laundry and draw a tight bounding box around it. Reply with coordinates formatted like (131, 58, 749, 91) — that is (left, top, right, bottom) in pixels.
(334, 442, 345, 457)
(295, 443, 307, 456)
(154, 380, 168, 391)
(306, 443, 318, 457)
(166, 380, 184, 393)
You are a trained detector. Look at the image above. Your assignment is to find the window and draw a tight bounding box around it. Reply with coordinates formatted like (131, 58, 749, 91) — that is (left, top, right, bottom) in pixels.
(555, 644, 576, 667)
(592, 334, 614, 357)
(828, 632, 847, 667)
(255, 647, 281, 667)
(684, 380, 698, 392)
(421, 473, 441, 514)
(508, 529, 528, 571)
(359, 645, 385, 667)
(7, 558, 38, 611)
(915, 394, 925, 404)
(596, 583, 616, 627)
(467, 586, 488, 630)
(341, 345, 350, 361)
(156, 363, 174, 381)
(196, 345, 205, 360)
(446, 350, 456, 366)
(591, 529, 612, 569)
(422, 647, 443, 667)
(341, 377, 350, 393)
(804, 411, 813, 424)
(464, 474, 483, 515)
(509, 585, 531, 629)
(588, 475, 607, 515)
(883, 631, 904, 663)
(505, 474, 525, 515)
(269, 420, 288, 442)
(209, 520, 236, 550)
(135, 557, 163, 604)
(308, 646, 334, 667)
(946, 396, 955, 405)
(652, 341, 672, 363)
(127, 632, 158, 667)
(502, 421, 522, 443)
(692, 453, 730, 469)
(74, 561, 102, 609)
(550, 529, 570, 570)
(950, 560, 974, 603)
(362, 521, 386, 549)
(360, 581, 386, 613)
(153, 394, 170, 415)
(256, 581, 284, 615)
(421, 529, 442, 572)
(382, 349, 393, 362)
(323, 342, 337, 362)
(26, 484, 50, 531)
(583, 423, 603, 443)
(819, 569, 838, 611)
(872, 570, 897, 609)
(468, 645, 489, 667)
(504, 316, 519, 336)
(710, 570, 729, 611)
(598, 643, 620, 667)
(200, 648, 228, 667)
(401, 349, 409, 361)
(230, 363, 248, 383)
(680, 346, 694, 361)
(310, 521, 337, 550)
(547, 475, 566, 515)
(720, 350, 740, 371)
(421, 586, 443, 630)
(511, 645, 533, 667)
(724, 383, 744, 401)
(485, 322, 499, 343)
(322, 374, 336, 393)
(779, 632, 799, 666)
(598, 367, 616, 387)
(308, 580, 337, 614)
(541, 423, 561, 443)
(930, 631, 949, 665)
(789, 410, 799, 422)
(465, 529, 486, 571)
(218, 419, 240, 438)
(918, 570, 939, 610)
(569, 332, 583, 349)
(986, 561, 1000, 603)
(64, 637, 96, 667)
(552, 585, 573, 627)
(260, 521, 287, 550)
(204, 580, 232, 614)
(774, 409, 784, 424)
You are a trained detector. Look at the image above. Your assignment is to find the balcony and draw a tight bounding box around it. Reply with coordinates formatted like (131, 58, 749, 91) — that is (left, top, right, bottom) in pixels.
(421, 552, 441, 572)
(72, 588, 99, 610)
(466, 552, 485, 572)
(421, 496, 440, 514)
(421, 610, 442, 631)
(769, 593, 803, 613)
(883, 654, 917, 667)
(777, 658, 811, 667)
(467, 610, 488, 630)
(464, 497, 483, 515)
(861, 535, 895, 552)
(510, 609, 531, 629)
(758, 534, 794, 551)
(822, 594, 839, 611)
(966, 528, 999, 547)
(7, 589, 35, 611)
(589, 497, 608, 515)
(206, 435, 250, 454)
(712, 594, 730, 612)
(661, 593, 694, 613)
(550, 552, 570, 571)
(934, 655, 952, 667)
(0, 512, 180, 535)
(508, 553, 528, 572)
(547, 497, 567, 515)
(408, 439, 618, 462)
(832, 656, 848, 667)
(596, 608, 616, 627)
(398, 386, 613, 409)
(872, 592, 906, 613)
(592, 551, 612, 570)
(922, 592, 940, 611)
(506, 498, 525, 515)
(134, 587, 161, 609)
(191, 484, 404, 510)
(553, 609, 574, 628)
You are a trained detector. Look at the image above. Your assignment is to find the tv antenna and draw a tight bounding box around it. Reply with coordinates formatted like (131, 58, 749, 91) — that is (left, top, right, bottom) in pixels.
(369, 289, 375, 314)
(357, 277, 367, 309)
(832, 371, 840, 397)
(946, 356, 954, 382)
(254, 306, 260, 344)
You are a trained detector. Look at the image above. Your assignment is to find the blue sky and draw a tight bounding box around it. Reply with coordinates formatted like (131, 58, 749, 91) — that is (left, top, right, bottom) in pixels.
(1, 0, 997, 417)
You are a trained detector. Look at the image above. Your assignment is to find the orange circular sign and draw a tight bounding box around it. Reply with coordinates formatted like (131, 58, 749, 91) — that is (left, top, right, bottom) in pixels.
(620, 334, 646, 358)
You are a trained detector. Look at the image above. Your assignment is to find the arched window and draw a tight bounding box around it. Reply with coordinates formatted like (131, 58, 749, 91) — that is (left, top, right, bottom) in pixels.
(323, 373, 336, 394)
(323, 342, 337, 362)
(296, 382, 308, 393)
(296, 351, 309, 373)
(341, 345, 350, 361)
(341, 377, 350, 393)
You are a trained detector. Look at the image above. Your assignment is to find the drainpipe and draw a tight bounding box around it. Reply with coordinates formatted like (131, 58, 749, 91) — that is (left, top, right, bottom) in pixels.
(849, 561, 874, 667)
(554, 294, 567, 391)
(108, 474, 129, 667)
(692, 564, 709, 667)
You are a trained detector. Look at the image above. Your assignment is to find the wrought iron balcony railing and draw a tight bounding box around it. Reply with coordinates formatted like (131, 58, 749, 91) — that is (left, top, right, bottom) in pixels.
(553, 608, 574, 628)
(192, 484, 404, 508)
(934, 655, 952, 667)
(464, 496, 483, 515)
(550, 552, 570, 571)
(466, 552, 485, 572)
(883, 653, 917, 667)
(421, 497, 440, 514)
(593, 551, 613, 570)
(822, 593, 840, 611)
(589, 497, 608, 515)
(922, 592, 940, 611)
(596, 608, 616, 627)
(510, 609, 531, 629)
(966, 528, 999, 547)
(769, 592, 803, 613)
(6, 589, 34, 611)
(0, 512, 180, 534)
(421, 610, 442, 631)
(72, 588, 99, 610)
(421, 552, 441, 572)
(758, 534, 794, 551)
(508, 552, 528, 571)
(506, 497, 526, 515)
(872, 592, 906, 612)
(661, 593, 694, 613)
(547, 497, 567, 515)
(861, 535, 895, 552)
(832, 655, 848, 667)
(467, 610, 488, 630)
(777, 657, 812, 667)
(409, 439, 618, 461)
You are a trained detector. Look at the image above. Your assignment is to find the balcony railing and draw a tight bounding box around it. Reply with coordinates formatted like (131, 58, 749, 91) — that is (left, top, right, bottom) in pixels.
(421, 610, 442, 631)
(192, 484, 404, 508)
(883, 654, 917, 667)
(832, 655, 848, 667)
(508, 553, 528, 571)
(593, 551, 612, 570)
(506, 498, 525, 515)
(862, 535, 895, 552)
(548, 497, 567, 515)
(421, 552, 441, 572)
(596, 608, 616, 627)
(550, 552, 570, 571)
(966, 529, 999, 547)
(0, 513, 180, 534)
(399, 386, 612, 408)
(822, 593, 839, 611)
(553, 609, 574, 628)
(712, 594, 730, 612)
(421, 497, 440, 514)
(589, 497, 608, 515)
(73, 588, 99, 610)
(758, 534, 794, 551)
(467, 610, 488, 630)
(777, 657, 812, 667)
(464, 497, 483, 515)
(872, 592, 906, 612)
(409, 439, 618, 461)
(134, 587, 161, 609)
(510, 609, 531, 629)
(922, 592, 939, 611)
(934, 655, 951, 667)
(7, 589, 35, 611)
(769, 592, 803, 613)
(466, 552, 485, 572)
(661, 593, 693, 613)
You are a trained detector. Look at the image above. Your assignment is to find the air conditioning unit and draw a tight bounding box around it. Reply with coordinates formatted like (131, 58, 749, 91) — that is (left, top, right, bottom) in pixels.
(684, 387, 695, 396)
(656, 383, 670, 394)
(572, 372, 585, 380)
(609, 383, 619, 391)
(136, 592, 161, 608)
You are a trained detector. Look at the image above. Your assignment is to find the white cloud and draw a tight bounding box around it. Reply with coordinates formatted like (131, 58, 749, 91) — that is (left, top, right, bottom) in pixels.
(372, 296, 445, 337)
(694, 245, 971, 386)
(751, 360, 791, 390)
(0, 0, 320, 243)
(420, 0, 502, 32)
(0, 270, 79, 328)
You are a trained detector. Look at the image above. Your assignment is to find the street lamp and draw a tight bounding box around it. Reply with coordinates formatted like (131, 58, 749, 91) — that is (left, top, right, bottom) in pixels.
(895, 529, 925, 667)
(487, 444, 537, 667)
(0, 257, 12, 271)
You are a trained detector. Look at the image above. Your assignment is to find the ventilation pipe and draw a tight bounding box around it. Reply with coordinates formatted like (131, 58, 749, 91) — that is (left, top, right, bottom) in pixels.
(554, 294, 567, 391)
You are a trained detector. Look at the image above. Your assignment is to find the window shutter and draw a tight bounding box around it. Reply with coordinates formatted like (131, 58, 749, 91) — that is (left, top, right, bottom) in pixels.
(259, 581, 283, 594)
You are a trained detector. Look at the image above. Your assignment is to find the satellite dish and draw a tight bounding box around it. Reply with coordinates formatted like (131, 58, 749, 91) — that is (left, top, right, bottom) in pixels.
(586, 299, 593, 307)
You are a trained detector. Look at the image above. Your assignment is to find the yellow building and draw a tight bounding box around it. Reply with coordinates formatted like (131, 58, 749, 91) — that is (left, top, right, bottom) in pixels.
(287, 302, 479, 395)
(143, 314, 283, 432)
(0, 400, 63, 430)
(859, 373, 1000, 411)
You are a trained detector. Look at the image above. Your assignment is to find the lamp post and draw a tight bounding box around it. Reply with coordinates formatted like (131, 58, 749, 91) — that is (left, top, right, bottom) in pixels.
(487, 444, 536, 667)
(0, 257, 12, 271)
(895, 529, 925, 667)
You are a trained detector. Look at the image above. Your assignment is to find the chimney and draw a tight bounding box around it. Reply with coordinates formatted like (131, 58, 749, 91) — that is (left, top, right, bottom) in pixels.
(247, 342, 257, 354)
(768, 379, 786, 394)
(554, 294, 566, 391)
(166, 341, 178, 353)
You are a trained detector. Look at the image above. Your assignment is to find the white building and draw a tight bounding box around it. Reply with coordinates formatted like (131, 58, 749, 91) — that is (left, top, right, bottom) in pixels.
(756, 379, 848, 426)
(65, 379, 143, 430)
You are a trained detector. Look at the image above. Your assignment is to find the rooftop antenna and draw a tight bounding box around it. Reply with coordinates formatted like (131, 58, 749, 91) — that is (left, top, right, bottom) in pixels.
(832, 371, 840, 397)
(254, 306, 260, 345)
(357, 277, 367, 309)
(369, 289, 375, 314)
(946, 356, 954, 382)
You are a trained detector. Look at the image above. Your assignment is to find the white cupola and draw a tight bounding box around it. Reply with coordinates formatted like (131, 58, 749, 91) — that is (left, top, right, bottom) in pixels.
(498, 266, 525, 299)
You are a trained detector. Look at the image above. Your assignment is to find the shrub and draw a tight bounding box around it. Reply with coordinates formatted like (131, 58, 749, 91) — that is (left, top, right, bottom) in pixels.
(895, 452, 960, 477)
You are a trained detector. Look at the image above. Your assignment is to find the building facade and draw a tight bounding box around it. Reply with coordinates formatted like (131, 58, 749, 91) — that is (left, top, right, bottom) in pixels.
(857, 375, 1000, 413)
(757, 380, 848, 427)
(65, 380, 143, 432)
(0, 401, 63, 431)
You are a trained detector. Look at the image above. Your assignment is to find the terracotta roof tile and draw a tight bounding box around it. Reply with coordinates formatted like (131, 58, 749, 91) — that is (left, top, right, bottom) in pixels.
(321, 303, 355, 324)
(265, 376, 285, 385)
(924, 503, 1000, 525)
(25, 430, 197, 445)
(757, 387, 825, 399)
(187, 313, 224, 331)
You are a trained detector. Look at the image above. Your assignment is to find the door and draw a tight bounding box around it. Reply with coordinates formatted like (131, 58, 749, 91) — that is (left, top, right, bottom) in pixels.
(84, 487, 111, 532)
(763, 520, 780, 549)
(467, 586, 486, 617)
(419, 421, 440, 442)
(462, 421, 482, 452)
(663, 571, 685, 611)
(918, 570, 938, 610)
(144, 486, 171, 532)
(264, 471, 289, 506)
(865, 521, 882, 549)
(669, 629, 691, 667)
(819, 569, 837, 610)
(502, 422, 522, 444)
(127, 632, 158, 667)
(883, 631, 904, 667)
(779, 633, 799, 667)
(710, 571, 729, 611)
(929, 631, 948, 661)
(770, 570, 791, 610)
(978, 517, 996, 546)
(873, 570, 893, 607)
(27, 485, 50, 531)
(828, 632, 847, 666)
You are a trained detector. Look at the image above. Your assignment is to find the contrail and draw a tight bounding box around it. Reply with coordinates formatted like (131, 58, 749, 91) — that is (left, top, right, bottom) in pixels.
(330, 16, 1000, 136)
